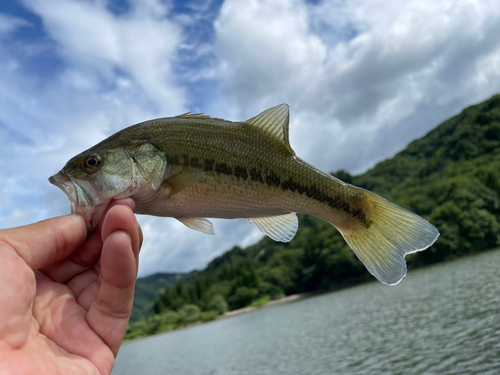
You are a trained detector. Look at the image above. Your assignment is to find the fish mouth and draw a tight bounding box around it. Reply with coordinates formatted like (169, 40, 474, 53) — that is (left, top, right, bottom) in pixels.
(49, 172, 105, 231)
(49, 173, 78, 213)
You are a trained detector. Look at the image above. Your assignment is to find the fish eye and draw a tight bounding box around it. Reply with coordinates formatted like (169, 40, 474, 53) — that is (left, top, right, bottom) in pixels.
(83, 154, 102, 174)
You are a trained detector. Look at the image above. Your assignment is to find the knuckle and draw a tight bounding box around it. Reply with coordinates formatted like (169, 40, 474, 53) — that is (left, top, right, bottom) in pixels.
(94, 297, 131, 320)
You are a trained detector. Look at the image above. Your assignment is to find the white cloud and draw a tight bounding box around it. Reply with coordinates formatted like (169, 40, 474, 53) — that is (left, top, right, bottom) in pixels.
(0, 0, 259, 277)
(213, 0, 326, 118)
(136, 217, 262, 275)
(2, 0, 500, 277)
(23, 0, 186, 112)
(214, 0, 500, 173)
(0, 0, 187, 225)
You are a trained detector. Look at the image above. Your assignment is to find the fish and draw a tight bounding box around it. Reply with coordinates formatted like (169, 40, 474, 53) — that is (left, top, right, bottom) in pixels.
(49, 104, 439, 285)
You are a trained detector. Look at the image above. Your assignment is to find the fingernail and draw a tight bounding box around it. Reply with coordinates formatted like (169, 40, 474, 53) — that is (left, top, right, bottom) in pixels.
(138, 225, 144, 250)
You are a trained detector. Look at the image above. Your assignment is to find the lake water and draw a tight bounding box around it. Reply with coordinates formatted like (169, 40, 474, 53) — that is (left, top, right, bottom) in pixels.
(113, 249, 500, 374)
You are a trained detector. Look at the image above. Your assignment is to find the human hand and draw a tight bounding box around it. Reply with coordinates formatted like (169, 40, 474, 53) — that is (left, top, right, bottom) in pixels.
(0, 199, 142, 375)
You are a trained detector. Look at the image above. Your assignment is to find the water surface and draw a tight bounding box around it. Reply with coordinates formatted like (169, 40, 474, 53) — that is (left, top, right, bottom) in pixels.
(114, 249, 500, 374)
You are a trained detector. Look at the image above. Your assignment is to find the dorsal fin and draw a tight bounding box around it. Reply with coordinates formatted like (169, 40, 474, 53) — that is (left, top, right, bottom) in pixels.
(177, 112, 211, 119)
(244, 104, 294, 156)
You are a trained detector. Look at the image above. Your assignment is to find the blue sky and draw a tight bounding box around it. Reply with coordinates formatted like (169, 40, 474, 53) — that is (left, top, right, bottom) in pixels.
(1, 0, 500, 277)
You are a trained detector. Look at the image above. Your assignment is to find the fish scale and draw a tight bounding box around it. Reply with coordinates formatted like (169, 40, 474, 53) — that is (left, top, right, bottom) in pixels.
(50, 104, 439, 285)
(127, 118, 341, 218)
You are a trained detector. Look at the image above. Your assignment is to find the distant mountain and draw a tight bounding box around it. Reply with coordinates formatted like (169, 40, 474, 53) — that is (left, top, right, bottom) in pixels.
(130, 272, 184, 322)
(126, 94, 500, 339)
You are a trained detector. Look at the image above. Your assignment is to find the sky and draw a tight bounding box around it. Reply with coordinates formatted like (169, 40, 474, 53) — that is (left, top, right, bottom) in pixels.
(1, 0, 500, 277)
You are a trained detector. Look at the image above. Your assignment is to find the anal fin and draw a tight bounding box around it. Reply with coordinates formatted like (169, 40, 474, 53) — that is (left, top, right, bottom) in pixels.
(177, 217, 215, 235)
(248, 212, 298, 242)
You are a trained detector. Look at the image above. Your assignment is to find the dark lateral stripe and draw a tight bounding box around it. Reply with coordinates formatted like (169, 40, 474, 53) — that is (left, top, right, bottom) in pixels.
(279, 177, 366, 222)
(169, 155, 180, 165)
(214, 162, 232, 175)
(260, 171, 347, 213)
(204, 158, 215, 170)
(265, 172, 280, 187)
(189, 157, 201, 169)
(168, 154, 366, 224)
(250, 168, 263, 183)
(281, 178, 306, 195)
(234, 166, 248, 180)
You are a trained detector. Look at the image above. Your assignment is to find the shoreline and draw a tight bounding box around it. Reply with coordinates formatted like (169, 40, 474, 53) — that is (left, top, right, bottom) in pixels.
(123, 291, 318, 344)
(123, 275, 372, 345)
(215, 292, 314, 320)
(123, 248, 500, 345)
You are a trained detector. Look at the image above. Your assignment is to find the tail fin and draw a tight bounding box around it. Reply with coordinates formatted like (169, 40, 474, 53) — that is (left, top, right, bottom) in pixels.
(338, 190, 439, 285)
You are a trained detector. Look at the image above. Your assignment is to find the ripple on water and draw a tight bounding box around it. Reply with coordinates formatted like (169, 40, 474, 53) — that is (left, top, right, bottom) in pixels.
(114, 249, 500, 375)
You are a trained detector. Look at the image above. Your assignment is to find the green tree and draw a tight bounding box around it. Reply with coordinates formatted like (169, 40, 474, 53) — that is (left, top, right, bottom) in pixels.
(208, 294, 228, 314)
(178, 304, 201, 325)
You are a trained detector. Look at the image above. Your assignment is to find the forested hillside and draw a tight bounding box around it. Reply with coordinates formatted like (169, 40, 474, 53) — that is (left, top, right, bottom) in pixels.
(126, 94, 500, 340)
(130, 272, 184, 322)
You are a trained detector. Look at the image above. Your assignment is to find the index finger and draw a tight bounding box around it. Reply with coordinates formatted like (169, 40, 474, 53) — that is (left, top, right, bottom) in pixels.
(0, 214, 88, 271)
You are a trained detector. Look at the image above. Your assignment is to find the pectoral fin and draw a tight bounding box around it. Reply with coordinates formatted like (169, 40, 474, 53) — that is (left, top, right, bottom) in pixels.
(177, 217, 215, 235)
(248, 212, 298, 242)
(167, 171, 206, 196)
(134, 170, 206, 213)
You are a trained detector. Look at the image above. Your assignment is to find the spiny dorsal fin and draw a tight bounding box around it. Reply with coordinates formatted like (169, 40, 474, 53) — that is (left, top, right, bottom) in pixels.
(244, 104, 294, 156)
(247, 212, 298, 242)
(177, 112, 211, 119)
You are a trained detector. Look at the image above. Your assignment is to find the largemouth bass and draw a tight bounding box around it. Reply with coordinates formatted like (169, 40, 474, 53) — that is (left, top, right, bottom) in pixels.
(50, 104, 439, 285)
